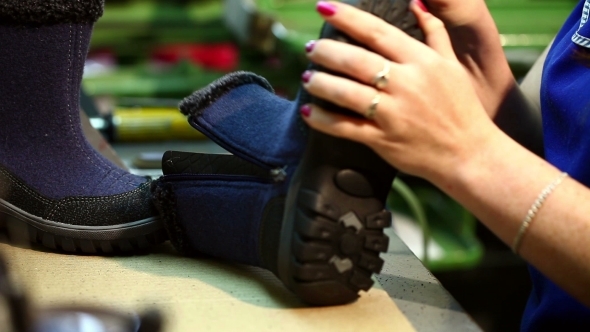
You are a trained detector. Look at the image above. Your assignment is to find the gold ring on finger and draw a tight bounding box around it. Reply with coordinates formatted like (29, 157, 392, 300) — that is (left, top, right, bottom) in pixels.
(365, 93, 381, 120)
(372, 60, 391, 90)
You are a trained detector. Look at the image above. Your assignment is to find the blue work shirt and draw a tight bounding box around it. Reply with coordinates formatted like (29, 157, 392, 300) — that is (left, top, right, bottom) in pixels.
(523, 0, 590, 330)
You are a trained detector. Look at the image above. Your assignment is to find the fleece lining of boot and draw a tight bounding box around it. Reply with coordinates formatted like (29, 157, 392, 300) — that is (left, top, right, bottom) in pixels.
(0, 0, 104, 25)
(179, 71, 275, 118)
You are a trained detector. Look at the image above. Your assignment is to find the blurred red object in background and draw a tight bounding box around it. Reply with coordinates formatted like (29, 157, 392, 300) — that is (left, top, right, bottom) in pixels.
(152, 43, 239, 72)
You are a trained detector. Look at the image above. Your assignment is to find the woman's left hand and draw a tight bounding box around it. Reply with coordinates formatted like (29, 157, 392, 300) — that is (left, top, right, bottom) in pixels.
(301, 1, 502, 184)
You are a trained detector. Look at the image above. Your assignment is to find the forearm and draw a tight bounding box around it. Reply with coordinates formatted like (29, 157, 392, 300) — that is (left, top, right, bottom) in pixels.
(493, 42, 551, 157)
(431, 131, 590, 307)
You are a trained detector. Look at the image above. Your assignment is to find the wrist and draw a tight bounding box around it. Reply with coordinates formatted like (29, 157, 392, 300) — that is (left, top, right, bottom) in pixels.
(427, 124, 508, 201)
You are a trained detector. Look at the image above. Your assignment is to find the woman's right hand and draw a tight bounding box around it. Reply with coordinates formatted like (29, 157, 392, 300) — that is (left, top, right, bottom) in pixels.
(420, 0, 487, 27)
(419, 0, 516, 118)
(419, 0, 545, 156)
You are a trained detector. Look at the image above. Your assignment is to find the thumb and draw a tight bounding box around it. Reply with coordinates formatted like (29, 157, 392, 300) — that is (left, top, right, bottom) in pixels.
(411, 0, 457, 61)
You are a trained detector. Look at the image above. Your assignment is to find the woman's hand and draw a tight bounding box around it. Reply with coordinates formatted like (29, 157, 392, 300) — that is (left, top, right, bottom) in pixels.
(419, 0, 487, 27)
(422, 0, 516, 118)
(419, 0, 544, 155)
(301, 3, 590, 306)
(301, 1, 500, 183)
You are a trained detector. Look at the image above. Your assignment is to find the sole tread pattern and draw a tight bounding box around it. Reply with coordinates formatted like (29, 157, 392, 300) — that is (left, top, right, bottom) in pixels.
(291, 190, 391, 304)
(282, 0, 422, 306)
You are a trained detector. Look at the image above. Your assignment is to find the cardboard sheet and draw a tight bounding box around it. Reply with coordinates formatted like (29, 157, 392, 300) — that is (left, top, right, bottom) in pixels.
(1, 243, 416, 331)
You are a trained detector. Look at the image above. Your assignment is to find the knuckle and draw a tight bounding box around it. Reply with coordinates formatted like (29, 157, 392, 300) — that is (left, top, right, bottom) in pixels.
(315, 38, 332, 54)
(364, 133, 380, 147)
(332, 122, 355, 139)
(331, 85, 344, 99)
(419, 55, 442, 70)
(330, 85, 348, 103)
(424, 14, 445, 31)
(341, 54, 357, 71)
(364, 25, 388, 47)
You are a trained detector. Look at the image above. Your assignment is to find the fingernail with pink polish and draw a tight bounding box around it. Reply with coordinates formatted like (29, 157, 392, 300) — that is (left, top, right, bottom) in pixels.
(300, 105, 312, 117)
(301, 70, 313, 83)
(305, 40, 316, 53)
(316, 1, 337, 16)
(413, 0, 428, 12)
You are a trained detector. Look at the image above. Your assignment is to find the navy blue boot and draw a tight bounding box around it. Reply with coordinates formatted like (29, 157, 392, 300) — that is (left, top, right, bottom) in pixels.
(152, 72, 305, 268)
(152, 69, 392, 306)
(0, 0, 165, 253)
(153, 0, 423, 306)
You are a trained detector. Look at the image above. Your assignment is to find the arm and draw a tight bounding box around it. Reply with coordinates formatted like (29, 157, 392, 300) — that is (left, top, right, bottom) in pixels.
(493, 79, 544, 157)
(519, 41, 552, 111)
(491, 43, 552, 157)
(436, 126, 590, 308)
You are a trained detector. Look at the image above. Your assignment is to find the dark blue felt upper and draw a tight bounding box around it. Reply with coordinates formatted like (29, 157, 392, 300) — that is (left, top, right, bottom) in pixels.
(169, 176, 289, 267)
(161, 74, 308, 267)
(0, 23, 146, 200)
(182, 73, 308, 168)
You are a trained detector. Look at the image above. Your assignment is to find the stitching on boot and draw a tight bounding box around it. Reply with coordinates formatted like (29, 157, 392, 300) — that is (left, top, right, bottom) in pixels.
(64, 23, 138, 189)
(179, 71, 275, 118)
(150, 178, 197, 255)
(0, 168, 51, 205)
(46, 183, 149, 221)
(0, 0, 105, 25)
(75, 24, 137, 186)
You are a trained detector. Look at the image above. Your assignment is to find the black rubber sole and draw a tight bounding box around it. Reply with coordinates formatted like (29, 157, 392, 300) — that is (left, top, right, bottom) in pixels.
(0, 200, 166, 254)
(277, 0, 424, 306)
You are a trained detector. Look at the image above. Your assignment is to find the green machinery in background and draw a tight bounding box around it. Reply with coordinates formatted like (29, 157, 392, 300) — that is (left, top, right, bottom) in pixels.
(85, 0, 577, 271)
(86, 0, 578, 99)
(246, 0, 578, 78)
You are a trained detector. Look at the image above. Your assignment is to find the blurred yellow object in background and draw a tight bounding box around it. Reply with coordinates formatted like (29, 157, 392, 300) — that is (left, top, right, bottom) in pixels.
(111, 107, 206, 142)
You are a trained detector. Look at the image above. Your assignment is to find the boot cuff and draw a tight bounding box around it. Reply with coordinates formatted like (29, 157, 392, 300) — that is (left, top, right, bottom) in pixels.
(0, 0, 104, 25)
(179, 71, 274, 118)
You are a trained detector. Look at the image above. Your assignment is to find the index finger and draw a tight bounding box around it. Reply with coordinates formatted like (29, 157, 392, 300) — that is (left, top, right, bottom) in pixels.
(317, 0, 430, 63)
